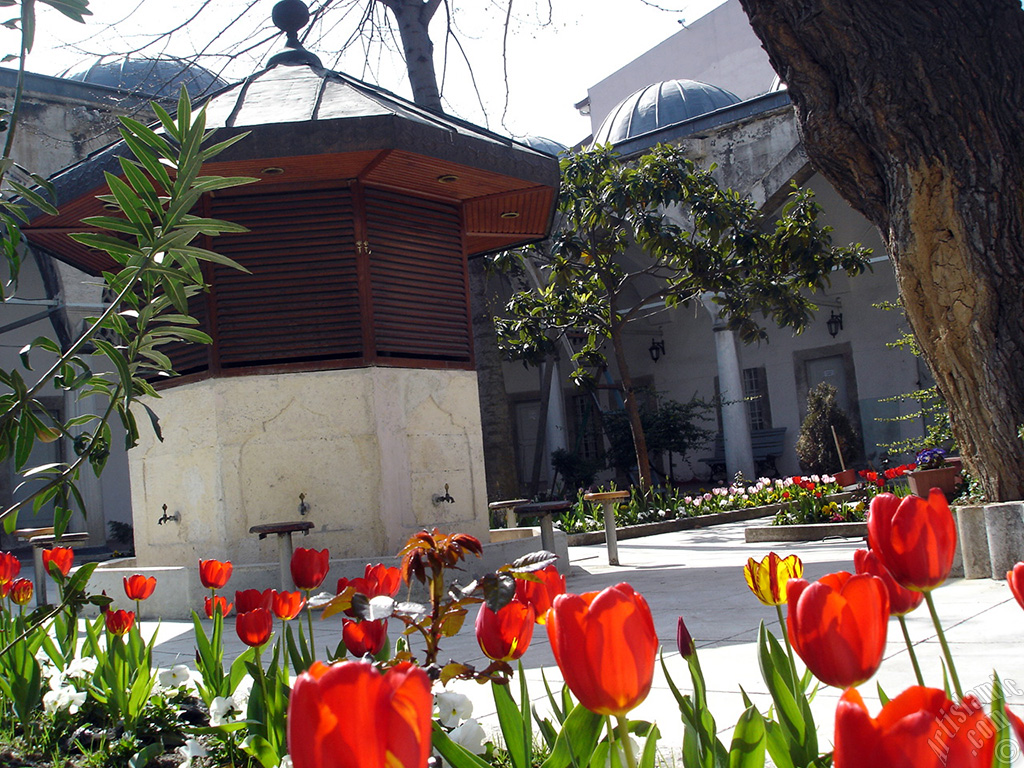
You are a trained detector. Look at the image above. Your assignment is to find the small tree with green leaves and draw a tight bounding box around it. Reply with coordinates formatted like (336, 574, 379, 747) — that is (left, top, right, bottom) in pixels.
(495, 143, 871, 492)
(795, 382, 860, 474)
(0, 89, 253, 536)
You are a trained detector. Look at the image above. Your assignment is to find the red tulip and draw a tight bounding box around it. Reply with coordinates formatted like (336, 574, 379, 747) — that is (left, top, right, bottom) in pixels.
(868, 490, 956, 591)
(0, 581, 11, 599)
(42, 547, 73, 578)
(235, 588, 274, 614)
(1008, 562, 1024, 611)
(123, 574, 157, 601)
(834, 686, 994, 767)
(236, 608, 273, 647)
(0, 552, 21, 584)
(292, 548, 330, 591)
(475, 599, 535, 661)
(204, 595, 233, 618)
(288, 660, 432, 768)
(105, 609, 135, 636)
(10, 578, 33, 606)
(199, 559, 233, 590)
(787, 572, 889, 688)
(854, 549, 924, 617)
(337, 563, 403, 599)
(342, 618, 389, 657)
(547, 583, 657, 716)
(514, 565, 566, 624)
(272, 590, 306, 621)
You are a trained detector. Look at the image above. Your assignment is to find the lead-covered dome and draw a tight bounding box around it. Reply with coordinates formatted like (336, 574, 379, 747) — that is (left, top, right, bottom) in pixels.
(519, 136, 568, 157)
(67, 56, 227, 99)
(592, 79, 741, 146)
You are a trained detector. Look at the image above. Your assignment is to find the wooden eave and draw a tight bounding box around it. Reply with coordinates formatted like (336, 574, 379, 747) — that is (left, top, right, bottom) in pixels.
(23, 111, 559, 275)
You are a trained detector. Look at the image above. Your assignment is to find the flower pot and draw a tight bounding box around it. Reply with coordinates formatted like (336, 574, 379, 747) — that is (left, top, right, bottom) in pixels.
(833, 468, 859, 488)
(907, 465, 962, 501)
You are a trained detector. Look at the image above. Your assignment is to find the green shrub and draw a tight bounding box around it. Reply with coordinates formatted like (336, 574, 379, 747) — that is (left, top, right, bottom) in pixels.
(795, 383, 860, 474)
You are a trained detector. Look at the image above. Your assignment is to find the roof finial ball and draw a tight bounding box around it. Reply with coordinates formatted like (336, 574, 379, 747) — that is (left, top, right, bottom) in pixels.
(267, 0, 322, 68)
(273, 0, 310, 46)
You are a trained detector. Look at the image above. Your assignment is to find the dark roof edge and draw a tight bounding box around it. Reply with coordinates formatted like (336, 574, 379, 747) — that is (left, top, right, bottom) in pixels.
(0, 66, 171, 109)
(612, 89, 792, 157)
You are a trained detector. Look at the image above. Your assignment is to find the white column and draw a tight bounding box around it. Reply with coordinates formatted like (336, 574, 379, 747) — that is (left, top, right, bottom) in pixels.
(701, 294, 755, 480)
(545, 360, 569, 463)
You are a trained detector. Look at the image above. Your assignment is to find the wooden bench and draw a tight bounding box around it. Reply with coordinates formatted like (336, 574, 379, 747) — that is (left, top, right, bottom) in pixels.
(700, 427, 787, 481)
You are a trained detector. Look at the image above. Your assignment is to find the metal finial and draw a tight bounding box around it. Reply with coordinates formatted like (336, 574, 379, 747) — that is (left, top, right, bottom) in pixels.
(272, 0, 310, 43)
(267, 0, 323, 68)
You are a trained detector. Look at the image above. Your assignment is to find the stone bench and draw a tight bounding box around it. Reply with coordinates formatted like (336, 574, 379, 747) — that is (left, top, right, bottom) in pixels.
(13, 527, 90, 605)
(510, 500, 571, 557)
(249, 521, 315, 590)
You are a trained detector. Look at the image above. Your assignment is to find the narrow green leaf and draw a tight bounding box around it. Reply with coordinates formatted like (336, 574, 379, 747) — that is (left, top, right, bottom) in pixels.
(540, 702, 602, 768)
(728, 705, 767, 768)
(493, 681, 529, 768)
(8, 180, 57, 215)
(91, 339, 132, 405)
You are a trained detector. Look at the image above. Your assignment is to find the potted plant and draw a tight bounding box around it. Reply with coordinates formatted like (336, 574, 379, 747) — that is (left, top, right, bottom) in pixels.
(907, 447, 962, 500)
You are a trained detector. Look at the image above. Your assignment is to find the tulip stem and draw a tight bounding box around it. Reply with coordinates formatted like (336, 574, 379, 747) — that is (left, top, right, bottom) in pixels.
(897, 615, 925, 686)
(305, 589, 315, 659)
(775, 603, 801, 693)
(615, 715, 638, 768)
(924, 591, 963, 699)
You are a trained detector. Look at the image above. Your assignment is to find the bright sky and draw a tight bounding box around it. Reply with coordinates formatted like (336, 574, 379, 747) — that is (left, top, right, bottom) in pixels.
(23, 0, 728, 147)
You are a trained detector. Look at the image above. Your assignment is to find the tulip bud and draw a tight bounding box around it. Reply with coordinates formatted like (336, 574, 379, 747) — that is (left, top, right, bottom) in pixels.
(676, 616, 695, 658)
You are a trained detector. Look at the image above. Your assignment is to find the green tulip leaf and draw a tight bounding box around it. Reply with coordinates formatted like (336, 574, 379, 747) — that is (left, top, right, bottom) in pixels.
(991, 673, 1011, 768)
(728, 704, 767, 768)
(541, 701, 603, 768)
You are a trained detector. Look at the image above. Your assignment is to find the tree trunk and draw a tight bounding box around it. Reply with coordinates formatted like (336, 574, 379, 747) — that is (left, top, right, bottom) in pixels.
(377, 0, 443, 111)
(609, 317, 653, 493)
(468, 257, 521, 501)
(738, 0, 1024, 501)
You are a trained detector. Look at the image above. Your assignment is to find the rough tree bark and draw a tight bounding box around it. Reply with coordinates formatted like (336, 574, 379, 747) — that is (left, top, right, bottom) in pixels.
(377, 0, 443, 112)
(738, 0, 1024, 501)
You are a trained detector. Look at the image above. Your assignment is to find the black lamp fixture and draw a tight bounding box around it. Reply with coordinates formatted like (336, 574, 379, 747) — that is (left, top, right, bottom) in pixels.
(649, 338, 666, 363)
(827, 310, 844, 338)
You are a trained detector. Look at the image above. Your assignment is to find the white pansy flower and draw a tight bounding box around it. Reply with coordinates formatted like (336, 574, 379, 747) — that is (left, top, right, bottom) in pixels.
(43, 685, 87, 715)
(177, 738, 207, 768)
(449, 718, 487, 754)
(159, 664, 192, 688)
(278, 756, 293, 768)
(210, 696, 238, 727)
(233, 675, 254, 712)
(367, 595, 396, 620)
(434, 690, 473, 728)
(65, 656, 98, 680)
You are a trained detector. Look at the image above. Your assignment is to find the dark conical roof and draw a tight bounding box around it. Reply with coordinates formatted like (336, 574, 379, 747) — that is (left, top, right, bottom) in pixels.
(592, 79, 741, 146)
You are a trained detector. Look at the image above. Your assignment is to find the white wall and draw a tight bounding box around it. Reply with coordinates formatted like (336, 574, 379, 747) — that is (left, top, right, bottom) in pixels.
(585, 0, 776, 135)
